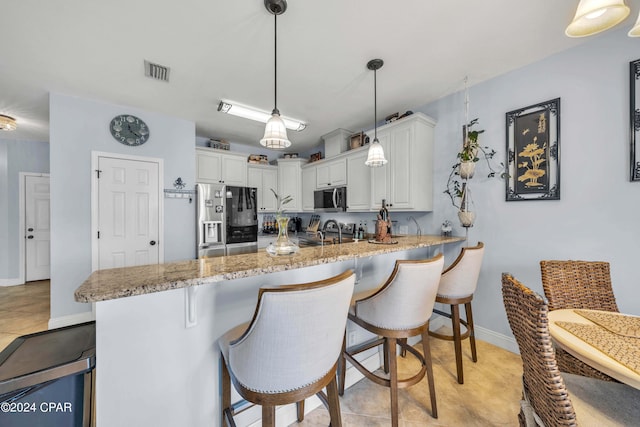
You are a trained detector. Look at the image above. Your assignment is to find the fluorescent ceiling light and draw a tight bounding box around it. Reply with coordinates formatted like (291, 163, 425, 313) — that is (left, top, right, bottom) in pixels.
(218, 101, 306, 131)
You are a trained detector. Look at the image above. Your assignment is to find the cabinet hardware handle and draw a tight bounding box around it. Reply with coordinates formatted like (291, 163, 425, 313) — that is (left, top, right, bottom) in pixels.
(150, 240, 157, 246)
(27, 235, 34, 239)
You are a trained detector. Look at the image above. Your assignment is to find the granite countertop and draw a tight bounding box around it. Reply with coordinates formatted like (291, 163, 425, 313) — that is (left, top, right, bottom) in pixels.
(75, 235, 464, 303)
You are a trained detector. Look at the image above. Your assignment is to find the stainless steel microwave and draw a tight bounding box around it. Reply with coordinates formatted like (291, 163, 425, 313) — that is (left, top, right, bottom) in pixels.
(314, 187, 347, 212)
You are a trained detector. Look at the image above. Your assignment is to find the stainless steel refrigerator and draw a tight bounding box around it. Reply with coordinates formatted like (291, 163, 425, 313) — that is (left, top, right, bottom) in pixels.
(196, 184, 258, 258)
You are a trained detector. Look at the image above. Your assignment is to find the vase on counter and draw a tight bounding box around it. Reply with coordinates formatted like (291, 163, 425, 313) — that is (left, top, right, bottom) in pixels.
(266, 216, 299, 256)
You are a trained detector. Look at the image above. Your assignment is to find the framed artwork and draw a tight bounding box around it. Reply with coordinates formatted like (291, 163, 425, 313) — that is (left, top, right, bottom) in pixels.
(505, 98, 560, 201)
(630, 59, 640, 181)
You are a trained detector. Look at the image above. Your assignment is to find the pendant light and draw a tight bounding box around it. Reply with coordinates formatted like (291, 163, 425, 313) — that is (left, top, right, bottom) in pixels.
(260, 0, 291, 149)
(0, 114, 17, 131)
(565, 0, 630, 37)
(365, 59, 388, 167)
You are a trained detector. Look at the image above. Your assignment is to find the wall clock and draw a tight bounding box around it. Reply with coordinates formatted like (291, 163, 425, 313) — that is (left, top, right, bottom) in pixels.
(110, 114, 150, 146)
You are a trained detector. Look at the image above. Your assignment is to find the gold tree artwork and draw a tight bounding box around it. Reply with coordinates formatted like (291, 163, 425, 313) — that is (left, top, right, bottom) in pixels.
(517, 113, 547, 188)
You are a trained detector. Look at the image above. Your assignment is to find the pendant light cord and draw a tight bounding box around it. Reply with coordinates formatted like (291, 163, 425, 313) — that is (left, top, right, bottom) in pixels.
(374, 68, 377, 140)
(273, 13, 278, 114)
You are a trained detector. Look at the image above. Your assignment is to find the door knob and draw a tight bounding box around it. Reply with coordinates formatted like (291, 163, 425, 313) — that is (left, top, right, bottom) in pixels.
(150, 240, 156, 246)
(27, 235, 34, 239)
(27, 228, 34, 232)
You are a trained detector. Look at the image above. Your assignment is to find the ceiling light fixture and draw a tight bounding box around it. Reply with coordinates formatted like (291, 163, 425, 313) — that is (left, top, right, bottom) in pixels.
(217, 101, 306, 131)
(0, 114, 17, 131)
(365, 59, 388, 167)
(565, 0, 630, 37)
(260, 0, 291, 150)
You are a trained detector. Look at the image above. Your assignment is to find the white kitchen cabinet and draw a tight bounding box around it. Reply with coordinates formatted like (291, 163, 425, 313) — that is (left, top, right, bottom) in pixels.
(196, 147, 247, 186)
(248, 164, 278, 212)
(301, 166, 316, 211)
(315, 158, 347, 188)
(369, 112, 436, 211)
(277, 158, 306, 212)
(346, 148, 371, 211)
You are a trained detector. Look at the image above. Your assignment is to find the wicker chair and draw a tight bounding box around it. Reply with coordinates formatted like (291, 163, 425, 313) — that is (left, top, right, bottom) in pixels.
(218, 270, 355, 427)
(338, 255, 443, 427)
(501, 273, 640, 426)
(540, 260, 619, 381)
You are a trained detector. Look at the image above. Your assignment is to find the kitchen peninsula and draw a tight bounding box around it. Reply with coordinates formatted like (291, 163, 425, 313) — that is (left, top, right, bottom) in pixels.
(77, 235, 463, 427)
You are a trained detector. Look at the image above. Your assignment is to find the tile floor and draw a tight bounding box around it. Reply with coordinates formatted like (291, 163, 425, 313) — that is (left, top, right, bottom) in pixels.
(293, 334, 523, 426)
(0, 280, 50, 351)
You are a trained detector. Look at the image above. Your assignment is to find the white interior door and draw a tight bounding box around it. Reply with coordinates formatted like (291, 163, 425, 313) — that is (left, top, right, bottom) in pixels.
(25, 175, 51, 281)
(98, 156, 160, 269)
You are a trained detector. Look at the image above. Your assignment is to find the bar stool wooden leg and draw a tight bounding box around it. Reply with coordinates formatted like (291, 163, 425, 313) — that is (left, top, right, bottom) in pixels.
(387, 337, 399, 427)
(296, 401, 305, 422)
(465, 301, 477, 362)
(421, 327, 438, 418)
(338, 334, 347, 396)
(262, 405, 275, 427)
(451, 303, 464, 384)
(383, 338, 390, 374)
(326, 377, 343, 427)
(221, 361, 232, 427)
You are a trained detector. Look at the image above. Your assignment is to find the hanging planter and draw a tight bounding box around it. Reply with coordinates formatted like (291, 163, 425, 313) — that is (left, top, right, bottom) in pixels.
(458, 183, 476, 228)
(459, 161, 476, 179)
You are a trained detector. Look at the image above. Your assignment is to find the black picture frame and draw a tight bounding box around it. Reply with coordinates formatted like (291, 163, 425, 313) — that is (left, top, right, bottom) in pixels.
(505, 98, 560, 201)
(630, 59, 640, 181)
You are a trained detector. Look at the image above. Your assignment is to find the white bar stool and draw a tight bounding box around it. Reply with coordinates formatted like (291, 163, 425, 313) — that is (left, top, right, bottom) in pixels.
(218, 270, 355, 427)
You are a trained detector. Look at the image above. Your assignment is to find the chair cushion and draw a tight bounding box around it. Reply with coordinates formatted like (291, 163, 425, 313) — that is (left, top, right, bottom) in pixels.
(564, 373, 640, 425)
(348, 288, 379, 316)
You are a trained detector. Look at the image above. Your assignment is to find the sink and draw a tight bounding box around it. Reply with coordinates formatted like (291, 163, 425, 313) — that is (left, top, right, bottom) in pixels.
(297, 236, 355, 247)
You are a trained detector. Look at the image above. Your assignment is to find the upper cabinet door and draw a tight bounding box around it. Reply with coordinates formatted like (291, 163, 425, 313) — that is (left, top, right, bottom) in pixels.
(301, 167, 316, 211)
(248, 165, 278, 212)
(346, 150, 371, 211)
(196, 149, 223, 183)
(196, 148, 247, 186)
(368, 113, 435, 212)
(221, 154, 247, 186)
(316, 158, 347, 188)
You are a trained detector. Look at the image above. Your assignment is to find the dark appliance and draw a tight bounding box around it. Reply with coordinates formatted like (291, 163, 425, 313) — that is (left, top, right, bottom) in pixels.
(197, 184, 258, 257)
(0, 322, 96, 427)
(313, 186, 347, 212)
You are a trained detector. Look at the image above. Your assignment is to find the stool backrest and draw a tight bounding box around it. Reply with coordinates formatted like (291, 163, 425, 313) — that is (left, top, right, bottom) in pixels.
(501, 273, 577, 426)
(437, 242, 484, 298)
(354, 254, 443, 330)
(228, 270, 355, 394)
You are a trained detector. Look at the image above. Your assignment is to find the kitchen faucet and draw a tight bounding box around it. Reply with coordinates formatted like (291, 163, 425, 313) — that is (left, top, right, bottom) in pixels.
(322, 219, 342, 244)
(407, 216, 422, 237)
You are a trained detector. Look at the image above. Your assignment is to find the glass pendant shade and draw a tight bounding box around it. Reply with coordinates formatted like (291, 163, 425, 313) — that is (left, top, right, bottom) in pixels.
(0, 114, 17, 131)
(566, 0, 630, 37)
(260, 111, 291, 149)
(628, 11, 640, 36)
(365, 138, 388, 167)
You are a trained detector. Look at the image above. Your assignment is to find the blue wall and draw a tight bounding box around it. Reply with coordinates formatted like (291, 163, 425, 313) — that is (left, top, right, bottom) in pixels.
(414, 27, 640, 338)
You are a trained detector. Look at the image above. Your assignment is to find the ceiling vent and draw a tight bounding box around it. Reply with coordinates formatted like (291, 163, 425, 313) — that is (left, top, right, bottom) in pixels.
(144, 60, 170, 82)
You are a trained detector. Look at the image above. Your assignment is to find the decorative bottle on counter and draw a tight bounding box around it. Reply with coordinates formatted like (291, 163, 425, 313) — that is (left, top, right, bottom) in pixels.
(266, 216, 299, 256)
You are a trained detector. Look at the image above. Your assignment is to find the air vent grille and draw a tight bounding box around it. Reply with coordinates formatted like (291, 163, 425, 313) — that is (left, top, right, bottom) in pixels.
(144, 60, 170, 82)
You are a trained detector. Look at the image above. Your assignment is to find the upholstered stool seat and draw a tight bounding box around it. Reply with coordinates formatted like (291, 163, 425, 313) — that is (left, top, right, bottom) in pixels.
(218, 270, 355, 427)
(338, 255, 444, 427)
(429, 242, 484, 384)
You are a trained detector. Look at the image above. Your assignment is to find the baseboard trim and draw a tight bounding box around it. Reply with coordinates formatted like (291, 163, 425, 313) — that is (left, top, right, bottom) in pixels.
(475, 325, 519, 354)
(242, 351, 381, 427)
(48, 311, 95, 330)
(0, 278, 24, 287)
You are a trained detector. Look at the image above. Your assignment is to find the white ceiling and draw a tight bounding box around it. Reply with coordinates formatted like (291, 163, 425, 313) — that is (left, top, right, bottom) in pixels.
(0, 1, 634, 151)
